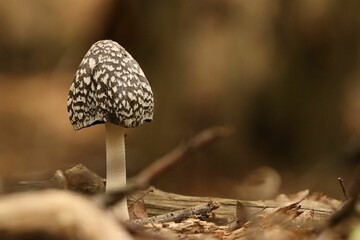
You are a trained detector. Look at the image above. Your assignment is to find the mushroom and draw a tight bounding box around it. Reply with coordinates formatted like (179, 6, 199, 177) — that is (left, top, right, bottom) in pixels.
(67, 40, 154, 219)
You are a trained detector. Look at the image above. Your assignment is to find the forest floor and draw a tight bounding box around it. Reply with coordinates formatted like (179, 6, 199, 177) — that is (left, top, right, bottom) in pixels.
(0, 127, 358, 239)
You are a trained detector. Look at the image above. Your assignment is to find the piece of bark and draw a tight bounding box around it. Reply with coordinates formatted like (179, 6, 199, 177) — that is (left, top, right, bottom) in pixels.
(64, 164, 105, 194)
(14, 164, 105, 195)
(133, 201, 219, 225)
(0, 190, 132, 240)
(132, 188, 338, 225)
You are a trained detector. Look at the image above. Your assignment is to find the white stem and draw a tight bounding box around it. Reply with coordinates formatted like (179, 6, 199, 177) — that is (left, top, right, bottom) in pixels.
(105, 123, 129, 220)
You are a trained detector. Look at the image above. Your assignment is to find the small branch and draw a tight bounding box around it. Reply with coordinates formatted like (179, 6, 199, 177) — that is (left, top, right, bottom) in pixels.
(130, 126, 232, 188)
(326, 164, 360, 228)
(128, 188, 154, 209)
(132, 201, 220, 225)
(337, 177, 348, 200)
(99, 126, 232, 207)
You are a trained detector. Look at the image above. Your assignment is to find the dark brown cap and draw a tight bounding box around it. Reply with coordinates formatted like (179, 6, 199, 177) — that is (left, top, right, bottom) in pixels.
(67, 40, 154, 130)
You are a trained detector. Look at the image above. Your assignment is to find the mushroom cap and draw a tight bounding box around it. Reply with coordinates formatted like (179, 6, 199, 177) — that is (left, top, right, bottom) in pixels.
(67, 40, 154, 130)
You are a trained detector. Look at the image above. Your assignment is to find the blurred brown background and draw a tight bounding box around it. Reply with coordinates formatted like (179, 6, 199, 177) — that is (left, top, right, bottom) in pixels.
(0, 0, 359, 199)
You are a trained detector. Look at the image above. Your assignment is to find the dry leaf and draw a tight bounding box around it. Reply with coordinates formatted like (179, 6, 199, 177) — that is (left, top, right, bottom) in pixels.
(227, 201, 249, 231)
(129, 199, 148, 220)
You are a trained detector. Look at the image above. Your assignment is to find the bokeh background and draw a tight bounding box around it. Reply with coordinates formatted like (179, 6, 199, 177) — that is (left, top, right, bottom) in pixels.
(0, 0, 359, 200)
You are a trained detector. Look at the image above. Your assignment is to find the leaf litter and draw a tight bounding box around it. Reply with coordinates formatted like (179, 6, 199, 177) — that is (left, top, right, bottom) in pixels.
(131, 190, 348, 240)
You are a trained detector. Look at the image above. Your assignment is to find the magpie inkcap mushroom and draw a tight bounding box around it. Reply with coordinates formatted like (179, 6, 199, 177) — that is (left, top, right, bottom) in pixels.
(67, 39, 154, 129)
(67, 40, 154, 219)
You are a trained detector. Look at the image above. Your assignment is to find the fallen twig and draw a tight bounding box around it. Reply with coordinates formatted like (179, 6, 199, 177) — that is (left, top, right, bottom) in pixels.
(337, 177, 348, 200)
(327, 165, 360, 227)
(132, 201, 220, 225)
(128, 188, 154, 209)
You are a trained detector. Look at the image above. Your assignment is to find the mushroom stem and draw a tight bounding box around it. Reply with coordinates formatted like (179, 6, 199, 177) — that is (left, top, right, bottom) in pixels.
(105, 122, 129, 219)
